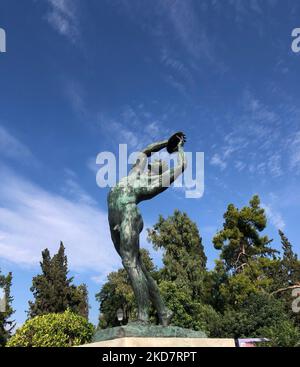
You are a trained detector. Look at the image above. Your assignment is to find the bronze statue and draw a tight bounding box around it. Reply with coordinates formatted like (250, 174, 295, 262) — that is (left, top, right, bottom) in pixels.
(107, 132, 187, 326)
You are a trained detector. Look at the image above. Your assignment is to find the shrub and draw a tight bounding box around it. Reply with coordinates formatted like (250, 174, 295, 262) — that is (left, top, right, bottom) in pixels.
(259, 320, 300, 347)
(7, 310, 94, 347)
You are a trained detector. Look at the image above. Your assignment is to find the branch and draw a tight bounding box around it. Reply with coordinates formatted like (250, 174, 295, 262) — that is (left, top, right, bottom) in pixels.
(271, 284, 300, 295)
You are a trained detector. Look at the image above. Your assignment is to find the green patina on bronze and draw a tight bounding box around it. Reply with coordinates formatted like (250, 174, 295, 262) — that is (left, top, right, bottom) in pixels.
(93, 324, 207, 342)
(107, 135, 187, 326)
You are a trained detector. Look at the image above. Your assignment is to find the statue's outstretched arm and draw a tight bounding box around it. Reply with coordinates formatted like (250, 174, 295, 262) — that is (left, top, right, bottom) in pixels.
(161, 144, 187, 187)
(142, 140, 168, 157)
(130, 140, 168, 175)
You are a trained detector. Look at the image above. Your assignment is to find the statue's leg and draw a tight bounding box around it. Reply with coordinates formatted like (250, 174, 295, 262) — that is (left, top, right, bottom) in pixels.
(109, 223, 121, 256)
(139, 259, 174, 326)
(119, 216, 151, 323)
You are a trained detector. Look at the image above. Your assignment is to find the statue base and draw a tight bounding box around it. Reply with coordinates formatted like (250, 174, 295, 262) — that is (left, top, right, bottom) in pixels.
(83, 337, 235, 347)
(92, 323, 207, 343)
(79, 324, 236, 347)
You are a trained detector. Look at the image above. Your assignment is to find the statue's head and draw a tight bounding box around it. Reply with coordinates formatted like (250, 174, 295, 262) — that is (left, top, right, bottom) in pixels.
(147, 159, 168, 175)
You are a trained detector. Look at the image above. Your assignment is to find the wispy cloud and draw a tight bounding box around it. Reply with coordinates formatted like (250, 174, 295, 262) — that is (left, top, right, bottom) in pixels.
(62, 168, 97, 206)
(97, 104, 170, 150)
(289, 131, 300, 172)
(262, 202, 285, 229)
(159, 0, 215, 63)
(209, 90, 290, 177)
(0, 125, 35, 163)
(0, 166, 120, 274)
(45, 0, 80, 43)
(64, 80, 87, 116)
(210, 153, 227, 170)
(115, 0, 225, 97)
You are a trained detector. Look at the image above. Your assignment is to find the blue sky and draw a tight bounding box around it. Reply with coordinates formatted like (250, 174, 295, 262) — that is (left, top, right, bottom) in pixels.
(0, 0, 300, 327)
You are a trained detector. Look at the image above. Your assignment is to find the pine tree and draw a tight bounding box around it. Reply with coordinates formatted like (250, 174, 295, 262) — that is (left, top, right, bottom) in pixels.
(28, 242, 89, 318)
(147, 210, 207, 299)
(279, 230, 300, 287)
(0, 270, 15, 346)
(213, 195, 277, 273)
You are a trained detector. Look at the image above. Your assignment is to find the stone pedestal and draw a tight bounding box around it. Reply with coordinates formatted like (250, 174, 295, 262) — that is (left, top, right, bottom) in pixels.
(93, 324, 207, 342)
(83, 337, 235, 347)
(83, 324, 235, 347)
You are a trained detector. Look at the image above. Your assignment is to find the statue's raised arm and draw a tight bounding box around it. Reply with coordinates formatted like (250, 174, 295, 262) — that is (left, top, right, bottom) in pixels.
(161, 138, 187, 187)
(129, 140, 168, 175)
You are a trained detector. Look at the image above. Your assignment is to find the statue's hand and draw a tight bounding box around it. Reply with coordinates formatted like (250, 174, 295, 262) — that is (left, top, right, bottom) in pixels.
(178, 134, 186, 147)
(167, 132, 186, 154)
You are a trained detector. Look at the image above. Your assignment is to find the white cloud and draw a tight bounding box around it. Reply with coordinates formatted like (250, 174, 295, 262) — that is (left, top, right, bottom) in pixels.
(61, 169, 97, 206)
(160, 0, 215, 63)
(87, 156, 98, 175)
(262, 203, 285, 230)
(289, 131, 300, 172)
(0, 125, 34, 162)
(211, 91, 289, 177)
(97, 105, 170, 150)
(0, 166, 121, 275)
(234, 160, 246, 171)
(64, 80, 86, 115)
(45, 0, 80, 43)
(210, 153, 227, 170)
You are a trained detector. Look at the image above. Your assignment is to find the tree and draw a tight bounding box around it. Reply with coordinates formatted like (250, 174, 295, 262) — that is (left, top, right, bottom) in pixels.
(96, 268, 135, 328)
(70, 284, 89, 320)
(7, 310, 94, 347)
(213, 195, 277, 273)
(215, 293, 292, 339)
(158, 280, 221, 336)
(268, 231, 300, 329)
(145, 211, 218, 333)
(273, 230, 300, 293)
(259, 320, 300, 347)
(0, 270, 14, 347)
(28, 242, 89, 318)
(96, 249, 156, 328)
(147, 210, 207, 298)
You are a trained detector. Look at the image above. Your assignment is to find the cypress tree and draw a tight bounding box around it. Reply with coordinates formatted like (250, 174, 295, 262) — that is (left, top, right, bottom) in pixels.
(0, 270, 15, 346)
(28, 242, 89, 318)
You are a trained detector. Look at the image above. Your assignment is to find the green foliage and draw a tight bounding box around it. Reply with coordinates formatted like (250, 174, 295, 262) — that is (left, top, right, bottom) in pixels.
(28, 242, 89, 319)
(277, 230, 300, 288)
(271, 231, 300, 328)
(7, 310, 94, 347)
(0, 270, 15, 347)
(71, 284, 89, 320)
(219, 257, 280, 308)
(215, 293, 291, 339)
(259, 320, 300, 347)
(213, 195, 276, 272)
(96, 249, 155, 328)
(148, 210, 207, 298)
(159, 280, 221, 336)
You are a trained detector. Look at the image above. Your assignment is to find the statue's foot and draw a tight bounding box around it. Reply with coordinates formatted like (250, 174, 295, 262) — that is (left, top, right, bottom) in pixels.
(159, 309, 174, 326)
